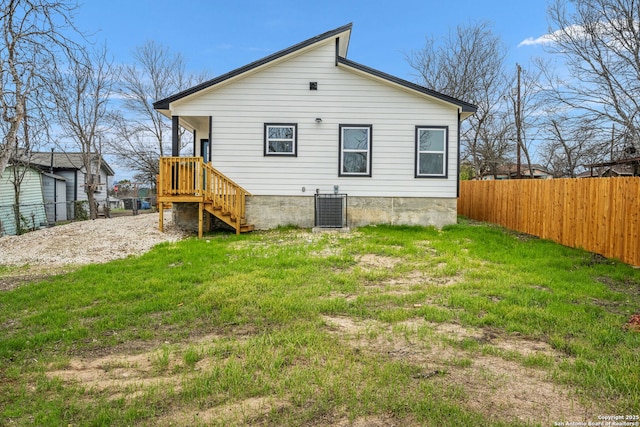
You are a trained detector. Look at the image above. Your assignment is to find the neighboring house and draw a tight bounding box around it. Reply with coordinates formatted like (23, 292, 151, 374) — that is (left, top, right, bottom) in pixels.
(479, 164, 553, 180)
(153, 23, 477, 234)
(0, 164, 48, 236)
(579, 157, 640, 178)
(29, 152, 115, 217)
(109, 198, 124, 210)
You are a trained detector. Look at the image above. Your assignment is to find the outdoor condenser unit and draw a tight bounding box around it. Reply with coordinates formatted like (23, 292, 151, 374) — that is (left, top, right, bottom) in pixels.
(314, 192, 347, 228)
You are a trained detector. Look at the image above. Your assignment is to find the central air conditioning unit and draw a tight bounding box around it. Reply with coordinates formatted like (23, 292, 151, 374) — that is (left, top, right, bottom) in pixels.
(314, 192, 347, 228)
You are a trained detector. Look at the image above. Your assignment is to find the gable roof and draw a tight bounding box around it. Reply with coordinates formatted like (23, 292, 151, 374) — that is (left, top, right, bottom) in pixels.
(153, 23, 477, 116)
(154, 23, 353, 111)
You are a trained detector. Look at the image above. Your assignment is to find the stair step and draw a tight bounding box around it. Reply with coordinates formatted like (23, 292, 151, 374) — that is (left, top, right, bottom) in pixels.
(203, 202, 253, 233)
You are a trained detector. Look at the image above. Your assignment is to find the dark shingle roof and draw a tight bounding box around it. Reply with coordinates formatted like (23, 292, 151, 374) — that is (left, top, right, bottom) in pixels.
(29, 152, 115, 176)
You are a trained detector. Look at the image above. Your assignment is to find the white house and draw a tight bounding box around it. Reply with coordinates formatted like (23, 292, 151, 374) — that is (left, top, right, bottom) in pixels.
(154, 23, 477, 233)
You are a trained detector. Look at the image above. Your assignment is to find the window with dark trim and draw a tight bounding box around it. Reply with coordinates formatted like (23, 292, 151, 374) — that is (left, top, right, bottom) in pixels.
(264, 123, 297, 156)
(415, 126, 448, 178)
(339, 124, 372, 176)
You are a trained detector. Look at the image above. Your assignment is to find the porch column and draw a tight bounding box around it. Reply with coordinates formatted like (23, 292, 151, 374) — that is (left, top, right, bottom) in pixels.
(192, 130, 197, 157)
(172, 116, 180, 156)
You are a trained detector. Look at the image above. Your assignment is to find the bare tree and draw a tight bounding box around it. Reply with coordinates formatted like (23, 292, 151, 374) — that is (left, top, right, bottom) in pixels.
(539, 114, 607, 177)
(535, 55, 612, 177)
(545, 0, 640, 155)
(2, 110, 44, 233)
(110, 41, 209, 185)
(49, 45, 114, 219)
(0, 0, 80, 175)
(407, 21, 511, 178)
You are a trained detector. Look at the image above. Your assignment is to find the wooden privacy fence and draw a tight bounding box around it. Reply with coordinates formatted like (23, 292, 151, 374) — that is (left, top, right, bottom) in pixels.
(458, 178, 640, 267)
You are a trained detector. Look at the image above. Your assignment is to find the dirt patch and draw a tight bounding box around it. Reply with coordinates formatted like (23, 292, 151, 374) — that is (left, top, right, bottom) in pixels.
(596, 276, 640, 296)
(153, 397, 290, 427)
(47, 331, 246, 397)
(0, 270, 69, 292)
(45, 329, 290, 426)
(322, 315, 592, 424)
(451, 355, 585, 425)
(311, 413, 412, 427)
(324, 268, 461, 303)
(426, 322, 562, 359)
(384, 269, 460, 289)
(357, 254, 402, 271)
(47, 351, 180, 401)
(626, 314, 640, 332)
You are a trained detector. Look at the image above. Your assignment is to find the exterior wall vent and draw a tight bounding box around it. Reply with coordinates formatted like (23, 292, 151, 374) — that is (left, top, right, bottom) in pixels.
(314, 192, 347, 228)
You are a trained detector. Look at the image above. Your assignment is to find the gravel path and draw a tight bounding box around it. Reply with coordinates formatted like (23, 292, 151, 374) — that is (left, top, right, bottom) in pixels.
(0, 212, 186, 269)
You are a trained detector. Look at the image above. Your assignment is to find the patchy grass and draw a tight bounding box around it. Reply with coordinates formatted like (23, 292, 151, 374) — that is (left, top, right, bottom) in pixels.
(1, 219, 639, 426)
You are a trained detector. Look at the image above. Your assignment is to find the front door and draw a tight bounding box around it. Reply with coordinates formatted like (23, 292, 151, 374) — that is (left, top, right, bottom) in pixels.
(200, 139, 211, 163)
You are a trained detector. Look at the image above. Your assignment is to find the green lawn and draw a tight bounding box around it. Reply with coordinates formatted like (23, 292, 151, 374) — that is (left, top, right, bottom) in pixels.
(1, 219, 639, 426)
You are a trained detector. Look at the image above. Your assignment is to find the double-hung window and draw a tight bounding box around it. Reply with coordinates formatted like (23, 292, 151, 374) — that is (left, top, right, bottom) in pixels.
(339, 124, 372, 176)
(264, 123, 297, 156)
(415, 126, 448, 178)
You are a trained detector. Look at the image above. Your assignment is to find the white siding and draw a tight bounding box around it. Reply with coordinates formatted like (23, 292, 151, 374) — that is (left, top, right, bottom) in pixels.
(58, 170, 78, 202)
(42, 175, 68, 222)
(64, 166, 110, 203)
(172, 40, 460, 198)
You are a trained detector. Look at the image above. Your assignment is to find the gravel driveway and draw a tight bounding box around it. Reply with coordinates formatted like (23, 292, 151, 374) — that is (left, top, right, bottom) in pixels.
(0, 212, 186, 289)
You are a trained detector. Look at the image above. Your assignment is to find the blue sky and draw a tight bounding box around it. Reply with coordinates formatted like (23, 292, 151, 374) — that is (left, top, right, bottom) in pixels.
(75, 0, 552, 83)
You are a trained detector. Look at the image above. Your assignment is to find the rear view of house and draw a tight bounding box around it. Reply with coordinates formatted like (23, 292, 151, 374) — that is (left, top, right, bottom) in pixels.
(154, 23, 477, 235)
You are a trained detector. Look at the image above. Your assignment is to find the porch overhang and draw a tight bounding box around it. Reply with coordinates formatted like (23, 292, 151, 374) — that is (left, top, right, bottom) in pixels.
(163, 114, 212, 157)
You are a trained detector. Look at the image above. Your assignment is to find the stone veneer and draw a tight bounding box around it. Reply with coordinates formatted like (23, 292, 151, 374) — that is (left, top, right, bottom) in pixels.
(245, 195, 457, 230)
(171, 197, 457, 232)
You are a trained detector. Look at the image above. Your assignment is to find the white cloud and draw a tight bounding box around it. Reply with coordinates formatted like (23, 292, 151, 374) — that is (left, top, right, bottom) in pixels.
(518, 34, 555, 47)
(518, 25, 588, 47)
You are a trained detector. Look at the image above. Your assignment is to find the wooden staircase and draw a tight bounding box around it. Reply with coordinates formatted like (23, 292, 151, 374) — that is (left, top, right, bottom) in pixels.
(157, 157, 254, 237)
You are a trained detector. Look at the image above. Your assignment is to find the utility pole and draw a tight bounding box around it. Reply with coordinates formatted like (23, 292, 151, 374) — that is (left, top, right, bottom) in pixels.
(611, 124, 615, 161)
(515, 63, 522, 179)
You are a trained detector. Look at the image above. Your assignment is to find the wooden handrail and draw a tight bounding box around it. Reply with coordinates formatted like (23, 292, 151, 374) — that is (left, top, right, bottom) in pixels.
(202, 161, 251, 220)
(158, 157, 251, 232)
(158, 156, 202, 196)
